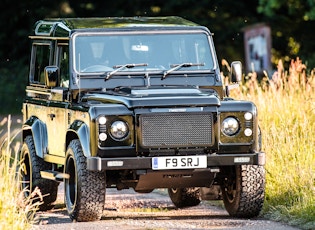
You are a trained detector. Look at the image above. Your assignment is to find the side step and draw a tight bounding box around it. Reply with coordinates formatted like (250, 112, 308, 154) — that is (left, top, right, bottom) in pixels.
(40, 170, 70, 182)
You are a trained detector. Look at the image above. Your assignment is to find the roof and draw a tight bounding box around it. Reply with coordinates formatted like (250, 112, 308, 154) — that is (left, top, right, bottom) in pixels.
(33, 17, 200, 37)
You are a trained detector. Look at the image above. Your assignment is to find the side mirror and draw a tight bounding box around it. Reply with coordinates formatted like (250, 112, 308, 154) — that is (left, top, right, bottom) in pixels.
(44, 66, 59, 87)
(230, 61, 242, 83)
(225, 61, 242, 97)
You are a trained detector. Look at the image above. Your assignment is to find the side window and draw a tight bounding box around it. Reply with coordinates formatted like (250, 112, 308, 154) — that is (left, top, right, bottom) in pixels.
(57, 44, 69, 87)
(30, 43, 51, 85)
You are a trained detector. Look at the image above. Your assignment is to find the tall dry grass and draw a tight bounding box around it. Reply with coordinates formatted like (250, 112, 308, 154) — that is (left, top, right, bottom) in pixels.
(0, 115, 39, 230)
(228, 58, 315, 229)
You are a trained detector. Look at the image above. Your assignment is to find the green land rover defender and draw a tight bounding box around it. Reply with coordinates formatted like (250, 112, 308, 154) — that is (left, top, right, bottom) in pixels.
(20, 17, 265, 222)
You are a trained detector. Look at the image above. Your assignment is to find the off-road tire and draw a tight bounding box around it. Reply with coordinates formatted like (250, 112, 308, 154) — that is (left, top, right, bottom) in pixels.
(221, 165, 265, 218)
(168, 187, 201, 208)
(64, 139, 106, 222)
(20, 135, 59, 211)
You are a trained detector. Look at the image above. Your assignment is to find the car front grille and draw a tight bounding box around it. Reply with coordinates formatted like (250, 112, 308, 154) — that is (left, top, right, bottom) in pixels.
(139, 113, 213, 148)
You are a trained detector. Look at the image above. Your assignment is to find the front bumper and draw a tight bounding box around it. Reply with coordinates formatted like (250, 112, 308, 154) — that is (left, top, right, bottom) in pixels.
(87, 152, 265, 171)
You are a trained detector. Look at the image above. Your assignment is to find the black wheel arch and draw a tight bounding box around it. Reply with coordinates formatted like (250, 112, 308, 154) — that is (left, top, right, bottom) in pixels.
(66, 120, 91, 158)
(22, 116, 48, 159)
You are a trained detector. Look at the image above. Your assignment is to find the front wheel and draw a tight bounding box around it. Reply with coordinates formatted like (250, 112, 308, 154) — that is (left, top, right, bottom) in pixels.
(221, 165, 265, 218)
(168, 187, 201, 208)
(64, 139, 106, 222)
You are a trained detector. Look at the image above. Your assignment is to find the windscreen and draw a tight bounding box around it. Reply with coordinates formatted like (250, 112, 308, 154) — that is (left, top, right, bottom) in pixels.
(73, 32, 215, 74)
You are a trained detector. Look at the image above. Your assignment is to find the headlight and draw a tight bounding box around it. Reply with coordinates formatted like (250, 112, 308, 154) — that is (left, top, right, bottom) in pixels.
(221, 117, 240, 136)
(110, 120, 129, 140)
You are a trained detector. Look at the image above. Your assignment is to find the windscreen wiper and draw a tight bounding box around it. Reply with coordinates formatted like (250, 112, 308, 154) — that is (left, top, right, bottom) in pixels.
(161, 62, 205, 80)
(105, 63, 148, 81)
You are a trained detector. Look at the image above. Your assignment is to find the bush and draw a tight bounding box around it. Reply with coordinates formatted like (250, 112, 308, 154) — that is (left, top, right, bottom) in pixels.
(0, 61, 28, 114)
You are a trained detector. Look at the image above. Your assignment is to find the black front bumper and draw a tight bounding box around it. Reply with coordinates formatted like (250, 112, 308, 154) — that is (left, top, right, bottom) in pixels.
(87, 152, 265, 171)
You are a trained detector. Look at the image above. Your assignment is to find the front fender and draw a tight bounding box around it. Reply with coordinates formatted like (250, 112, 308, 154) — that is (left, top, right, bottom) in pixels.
(22, 116, 48, 158)
(67, 120, 91, 157)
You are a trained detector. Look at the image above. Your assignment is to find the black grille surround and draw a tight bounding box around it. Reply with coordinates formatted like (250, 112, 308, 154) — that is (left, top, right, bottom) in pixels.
(139, 113, 214, 148)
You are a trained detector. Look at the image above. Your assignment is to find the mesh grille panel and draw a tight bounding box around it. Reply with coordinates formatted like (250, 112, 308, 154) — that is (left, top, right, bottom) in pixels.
(140, 113, 213, 148)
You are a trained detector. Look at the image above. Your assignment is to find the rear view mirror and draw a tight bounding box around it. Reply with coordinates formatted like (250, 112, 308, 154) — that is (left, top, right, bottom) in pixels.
(225, 61, 242, 97)
(44, 66, 59, 87)
(131, 44, 149, 52)
(231, 61, 242, 83)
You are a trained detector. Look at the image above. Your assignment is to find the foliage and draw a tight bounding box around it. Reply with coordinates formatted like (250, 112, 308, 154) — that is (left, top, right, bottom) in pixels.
(257, 0, 315, 20)
(0, 62, 28, 114)
(257, 0, 315, 67)
(229, 58, 315, 229)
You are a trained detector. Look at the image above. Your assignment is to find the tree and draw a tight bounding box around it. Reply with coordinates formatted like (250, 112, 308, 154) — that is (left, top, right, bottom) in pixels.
(0, 0, 68, 114)
(257, 0, 315, 67)
(68, 0, 262, 61)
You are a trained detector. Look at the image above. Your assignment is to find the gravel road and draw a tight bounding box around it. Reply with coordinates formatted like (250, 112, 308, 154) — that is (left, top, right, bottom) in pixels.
(33, 185, 300, 230)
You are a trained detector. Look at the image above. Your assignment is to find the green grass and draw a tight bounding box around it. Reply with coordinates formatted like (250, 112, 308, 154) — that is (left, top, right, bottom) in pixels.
(230, 58, 315, 229)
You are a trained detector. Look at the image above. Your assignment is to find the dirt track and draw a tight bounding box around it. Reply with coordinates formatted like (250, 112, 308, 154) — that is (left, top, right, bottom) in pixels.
(34, 185, 300, 230)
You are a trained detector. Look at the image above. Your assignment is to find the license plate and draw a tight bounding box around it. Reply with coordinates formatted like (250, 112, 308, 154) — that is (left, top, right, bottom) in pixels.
(152, 155, 207, 170)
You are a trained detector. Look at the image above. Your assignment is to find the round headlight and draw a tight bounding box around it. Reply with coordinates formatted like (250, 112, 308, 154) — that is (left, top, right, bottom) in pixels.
(110, 121, 129, 140)
(98, 116, 107, 125)
(221, 117, 240, 136)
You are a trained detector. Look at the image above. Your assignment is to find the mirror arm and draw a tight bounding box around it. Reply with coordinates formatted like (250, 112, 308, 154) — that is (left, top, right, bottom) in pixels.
(225, 83, 239, 97)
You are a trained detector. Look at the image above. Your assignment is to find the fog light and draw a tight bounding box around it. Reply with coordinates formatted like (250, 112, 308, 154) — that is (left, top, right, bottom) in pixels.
(244, 128, 252, 136)
(99, 132, 107, 141)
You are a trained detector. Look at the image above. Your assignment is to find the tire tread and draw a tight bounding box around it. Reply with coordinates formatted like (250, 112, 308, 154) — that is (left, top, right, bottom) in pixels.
(65, 140, 106, 222)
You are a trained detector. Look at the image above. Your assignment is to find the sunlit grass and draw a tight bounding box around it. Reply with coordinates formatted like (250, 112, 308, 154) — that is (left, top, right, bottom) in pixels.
(228, 58, 315, 229)
(0, 115, 38, 230)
